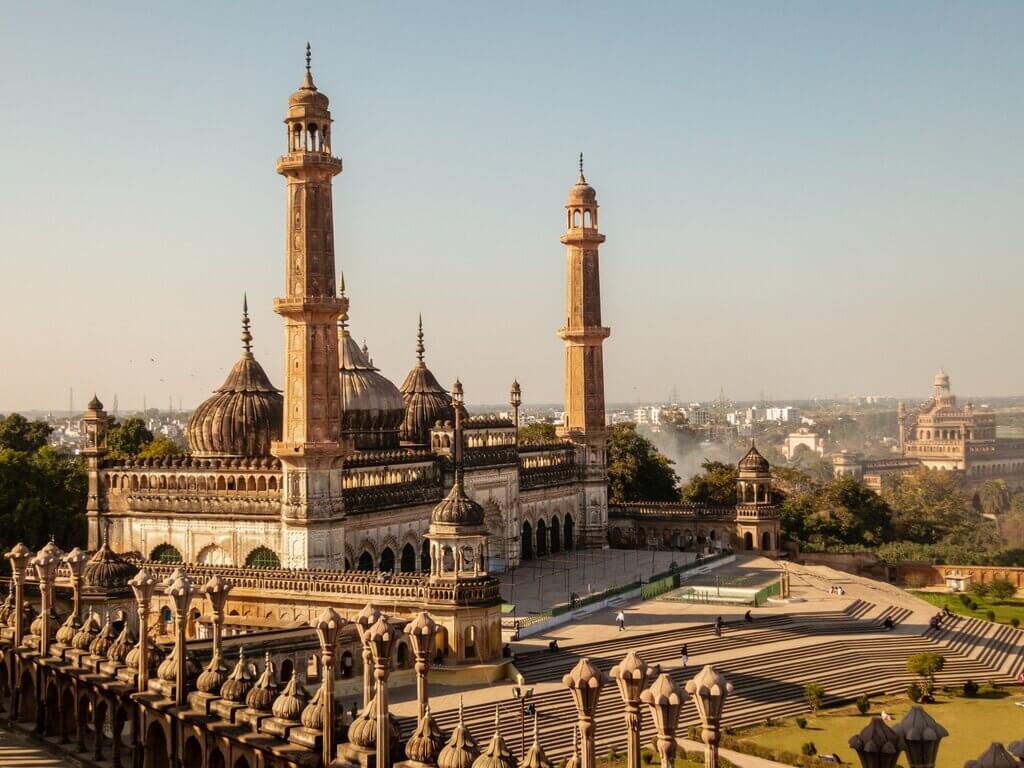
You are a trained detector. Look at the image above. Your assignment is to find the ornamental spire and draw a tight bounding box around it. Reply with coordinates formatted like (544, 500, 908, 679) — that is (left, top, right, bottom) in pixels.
(241, 294, 253, 356)
(578, 152, 586, 183)
(302, 42, 315, 89)
(416, 314, 426, 365)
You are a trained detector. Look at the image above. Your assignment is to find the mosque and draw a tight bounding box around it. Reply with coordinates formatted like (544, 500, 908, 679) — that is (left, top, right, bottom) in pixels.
(83, 48, 611, 577)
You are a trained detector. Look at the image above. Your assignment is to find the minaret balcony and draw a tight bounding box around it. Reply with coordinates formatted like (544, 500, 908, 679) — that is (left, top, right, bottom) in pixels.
(276, 152, 343, 175)
(557, 325, 611, 343)
(560, 227, 606, 246)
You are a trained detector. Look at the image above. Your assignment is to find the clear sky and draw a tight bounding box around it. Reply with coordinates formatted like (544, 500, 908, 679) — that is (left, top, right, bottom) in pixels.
(1, 2, 1021, 412)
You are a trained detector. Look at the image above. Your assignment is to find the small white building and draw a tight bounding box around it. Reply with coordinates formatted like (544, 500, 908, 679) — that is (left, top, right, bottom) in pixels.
(783, 427, 824, 460)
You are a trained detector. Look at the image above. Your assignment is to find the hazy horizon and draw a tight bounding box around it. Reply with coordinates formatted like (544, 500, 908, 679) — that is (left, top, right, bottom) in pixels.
(2, 2, 1021, 412)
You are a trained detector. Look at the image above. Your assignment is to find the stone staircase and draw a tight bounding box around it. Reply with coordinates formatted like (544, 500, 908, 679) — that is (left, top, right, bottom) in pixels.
(396, 599, 1024, 761)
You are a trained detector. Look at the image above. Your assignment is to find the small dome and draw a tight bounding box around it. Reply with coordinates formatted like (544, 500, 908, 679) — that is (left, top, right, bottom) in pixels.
(187, 299, 283, 457)
(196, 653, 229, 694)
(289, 70, 330, 111)
(400, 318, 454, 445)
(339, 324, 405, 450)
(301, 682, 329, 730)
(89, 615, 117, 658)
(438, 706, 480, 768)
(107, 625, 135, 664)
(87, 394, 104, 411)
(738, 444, 770, 474)
(82, 543, 137, 589)
(406, 706, 446, 765)
(934, 369, 950, 389)
(55, 613, 79, 646)
(567, 156, 597, 206)
(431, 481, 485, 528)
(72, 615, 99, 651)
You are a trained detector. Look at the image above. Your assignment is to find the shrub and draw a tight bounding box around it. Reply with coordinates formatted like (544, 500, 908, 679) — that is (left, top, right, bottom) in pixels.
(971, 581, 991, 598)
(986, 609, 996, 622)
(1012, 617, 1020, 628)
(606, 747, 618, 762)
(801, 742, 817, 757)
(804, 682, 825, 714)
(795, 716, 808, 729)
(908, 682, 923, 702)
(688, 725, 700, 741)
(968, 600, 978, 611)
(641, 752, 653, 765)
(963, 680, 979, 697)
(764, 717, 775, 728)
(988, 579, 1017, 600)
(908, 652, 945, 698)
(856, 694, 870, 714)
(959, 593, 971, 606)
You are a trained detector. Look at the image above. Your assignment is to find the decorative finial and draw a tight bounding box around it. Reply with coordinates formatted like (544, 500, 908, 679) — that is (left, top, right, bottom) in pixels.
(416, 314, 425, 364)
(494, 705, 500, 729)
(459, 695, 465, 724)
(305, 42, 311, 74)
(241, 294, 253, 355)
(361, 340, 369, 357)
(339, 272, 346, 297)
(578, 152, 586, 183)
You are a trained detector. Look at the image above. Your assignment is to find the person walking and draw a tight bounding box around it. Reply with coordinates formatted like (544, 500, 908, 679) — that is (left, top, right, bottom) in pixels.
(680, 643, 689, 668)
(616, 610, 626, 631)
(714, 616, 723, 638)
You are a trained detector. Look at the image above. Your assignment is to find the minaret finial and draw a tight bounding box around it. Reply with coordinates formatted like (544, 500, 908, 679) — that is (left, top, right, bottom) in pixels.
(337, 273, 349, 332)
(578, 152, 586, 183)
(305, 42, 311, 74)
(241, 294, 253, 355)
(416, 314, 425, 364)
(452, 378, 465, 486)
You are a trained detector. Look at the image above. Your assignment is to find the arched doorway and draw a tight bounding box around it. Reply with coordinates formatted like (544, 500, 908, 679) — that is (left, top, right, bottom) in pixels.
(397, 643, 409, 668)
(564, 514, 574, 550)
(197, 544, 232, 566)
(762, 531, 772, 551)
(358, 551, 373, 571)
(420, 540, 431, 571)
(379, 548, 395, 573)
(17, 670, 34, 723)
(209, 749, 226, 768)
(401, 543, 416, 573)
(234, 757, 251, 768)
(280, 658, 294, 684)
(464, 625, 478, 658)
(551, 516, 561, 553)
(743, 532, 754, 551)
(144, 722, 169, 768)
(182, 736, 203, 768)
(60, 687, 75, 743)
(520, 521, 533, 561)
(536, 519, 548, 557)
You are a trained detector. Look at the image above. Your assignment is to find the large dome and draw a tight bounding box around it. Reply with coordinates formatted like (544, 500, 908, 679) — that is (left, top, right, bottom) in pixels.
(339, 324, 405, 450)
(400, 317, 454, 445)
(187, 299, 283, 458)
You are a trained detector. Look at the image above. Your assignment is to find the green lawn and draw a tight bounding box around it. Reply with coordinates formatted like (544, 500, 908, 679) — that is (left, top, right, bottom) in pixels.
(598, 747, 729, 768)
(733, 690, 1024, 768)
(911, 590, 1024, 625)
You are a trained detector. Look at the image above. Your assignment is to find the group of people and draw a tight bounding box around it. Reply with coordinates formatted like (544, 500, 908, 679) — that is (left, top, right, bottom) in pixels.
(828, 585, 846, 596)
(928, 605, 953, 630)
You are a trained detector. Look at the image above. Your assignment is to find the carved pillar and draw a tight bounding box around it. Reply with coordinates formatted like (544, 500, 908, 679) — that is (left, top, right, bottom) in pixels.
(366, 615, 398, 768)
(641, 673, 682, 768)
(203, 574, 232, 673)
(64, 547, 90, 622)
(128, 569, 157, 692)
(33, 542, 62, 734)
(111, 708, 125, 768)
(165, 572, 194, 707)
(354, 603, 380, 708)
(6, 543, 32, 722)
(313, 607, 346, 768)
(685, 665, 733, 768)
(611, 652, 658, 768)
(404, 610, 436, 719)
(562, 658, 607, 768)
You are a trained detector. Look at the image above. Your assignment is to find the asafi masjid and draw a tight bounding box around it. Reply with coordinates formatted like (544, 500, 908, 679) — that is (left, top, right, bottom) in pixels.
(82, 49, 615, 575)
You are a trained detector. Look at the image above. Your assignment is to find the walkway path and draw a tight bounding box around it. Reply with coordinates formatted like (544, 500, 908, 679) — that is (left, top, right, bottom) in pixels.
(0, 726, 76, 767)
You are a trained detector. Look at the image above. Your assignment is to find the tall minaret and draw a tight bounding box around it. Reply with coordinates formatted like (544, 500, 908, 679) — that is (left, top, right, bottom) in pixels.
(557, 154, 610, 547)
(271, 45, 349, 567)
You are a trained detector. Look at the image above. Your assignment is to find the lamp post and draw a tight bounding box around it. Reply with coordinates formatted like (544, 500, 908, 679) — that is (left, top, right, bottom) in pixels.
(165, 571, 194, 707)
(893, 706, 947, 768)
(365, 615, 398, 768)
(128, 569, 157, 692)
(313, 607, 346, 768)
(6, 543, 33, 649)
(562, 658, 607, 768)
(63, 547, 89, 622)
(684, 665, 733, 768)
(611, 652, 659, 768)
(404, 610, 436, 719)
(641, 673, 682, 768)
(512, 684, 535, 758)
(354, 603, 380, 709)
(201, 574, 231, 687)
(849, 718, 906, 768)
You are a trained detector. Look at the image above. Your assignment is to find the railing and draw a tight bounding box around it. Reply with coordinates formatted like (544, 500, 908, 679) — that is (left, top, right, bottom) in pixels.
(462, 446, 518, 468)
(343, 482, 443, 513)
(519, 465, 578, 490)
(609, 502, 738, 520)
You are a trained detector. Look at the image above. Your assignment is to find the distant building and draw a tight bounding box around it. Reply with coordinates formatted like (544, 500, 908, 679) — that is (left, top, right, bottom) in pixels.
(783, 427, 824, 460)
(765, 406, 800, 424)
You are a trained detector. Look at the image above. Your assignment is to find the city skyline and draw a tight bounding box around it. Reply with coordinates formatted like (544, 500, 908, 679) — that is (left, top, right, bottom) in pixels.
(2, 2, 1022, 411)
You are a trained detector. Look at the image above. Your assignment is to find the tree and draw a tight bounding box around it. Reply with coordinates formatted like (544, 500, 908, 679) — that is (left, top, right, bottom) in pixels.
(987, 578, 1017, 600)
(803, 681, 825, 715)
(0, 447, 87, 552)
(978, 480, 1012, 517)
(682, 460, 737, 507)
(607, 423, 679, 504)
(815, 478, 892, 546)
(106, 417, 154, 460)
(884, 470, 982, 544)
(906, 652, 945, 698)
(138, 436, 185, 458)
(518, 423, 557, 443)
(0, 413, 53, 453)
